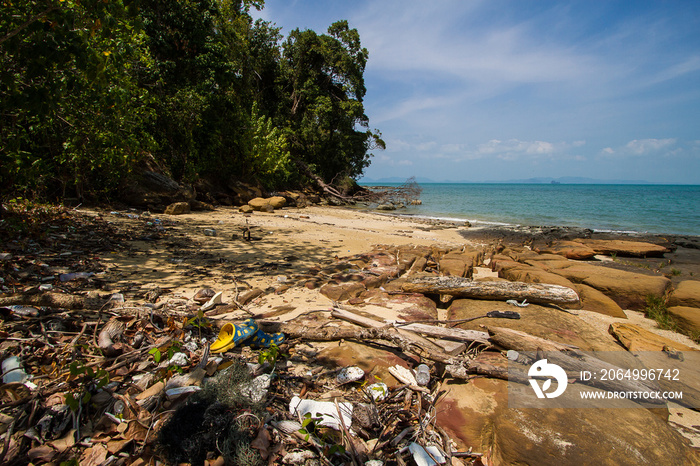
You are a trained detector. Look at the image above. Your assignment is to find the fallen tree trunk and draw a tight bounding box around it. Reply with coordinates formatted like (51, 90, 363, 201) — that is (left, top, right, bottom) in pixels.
(401, 276, 579, 304)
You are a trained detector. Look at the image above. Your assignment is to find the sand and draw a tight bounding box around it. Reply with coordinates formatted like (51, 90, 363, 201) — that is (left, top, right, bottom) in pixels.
(87, 204, 699, 350)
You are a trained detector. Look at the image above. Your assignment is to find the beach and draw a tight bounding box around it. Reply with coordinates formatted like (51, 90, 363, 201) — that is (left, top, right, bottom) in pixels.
(3, 202, 700, 464)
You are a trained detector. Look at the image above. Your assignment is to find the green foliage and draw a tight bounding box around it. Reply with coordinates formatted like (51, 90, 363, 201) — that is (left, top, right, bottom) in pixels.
(644, 295, 677, 331)
(65, 361, 109, 412)
(1, 1, 383, 199)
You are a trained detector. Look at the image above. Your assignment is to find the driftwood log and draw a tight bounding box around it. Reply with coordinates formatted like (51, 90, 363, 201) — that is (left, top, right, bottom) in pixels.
(401, 276, 579, 304)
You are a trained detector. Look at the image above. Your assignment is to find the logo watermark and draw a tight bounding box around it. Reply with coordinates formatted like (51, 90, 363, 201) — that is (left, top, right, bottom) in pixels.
(508, 350, 699, 409)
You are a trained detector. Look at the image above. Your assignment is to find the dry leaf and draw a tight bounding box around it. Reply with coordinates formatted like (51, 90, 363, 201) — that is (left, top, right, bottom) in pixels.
(80, 443, 108, 466)
(28, 445, 57, 462)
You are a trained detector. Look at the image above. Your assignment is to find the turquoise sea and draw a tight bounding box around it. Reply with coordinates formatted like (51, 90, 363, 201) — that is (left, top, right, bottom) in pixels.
(361, 183, 700, 236)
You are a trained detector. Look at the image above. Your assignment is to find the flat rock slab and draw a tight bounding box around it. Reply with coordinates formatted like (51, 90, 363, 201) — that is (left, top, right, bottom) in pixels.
(575, 238, 670, 257)
(608, 322, 697, 352)
(437, 361, 699, 465)
(535, 240, 598, 260)
(447, 299, 621, 351)
(493, 406, 699, 465)
(550, 262, 671, 310)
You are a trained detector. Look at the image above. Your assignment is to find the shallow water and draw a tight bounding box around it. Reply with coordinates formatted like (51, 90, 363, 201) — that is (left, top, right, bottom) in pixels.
(361, 183, 700, 236)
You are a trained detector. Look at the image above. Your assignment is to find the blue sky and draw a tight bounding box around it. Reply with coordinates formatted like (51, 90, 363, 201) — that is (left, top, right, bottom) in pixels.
(254, 0, 700, 183)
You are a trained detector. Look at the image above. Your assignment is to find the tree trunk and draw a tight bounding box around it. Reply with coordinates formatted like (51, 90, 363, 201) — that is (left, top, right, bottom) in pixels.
(401, 276, 579, 304)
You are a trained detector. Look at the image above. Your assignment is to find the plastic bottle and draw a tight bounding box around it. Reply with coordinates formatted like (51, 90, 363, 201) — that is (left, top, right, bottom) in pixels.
(2, 356, 28, 383)
(415, 364, 430, 386)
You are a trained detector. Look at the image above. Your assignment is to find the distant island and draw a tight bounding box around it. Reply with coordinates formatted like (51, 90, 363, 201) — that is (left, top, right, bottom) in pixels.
(360, 176, 658, 185)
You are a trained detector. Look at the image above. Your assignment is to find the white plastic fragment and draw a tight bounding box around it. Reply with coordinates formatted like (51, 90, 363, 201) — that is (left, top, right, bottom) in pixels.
(289, 396, 353, 431)
(506, 299, 529, 307)
(168, 352, 189, 367)
(200, 291, 223, 311)
(336, 366, 364, 384)
(367, 382, 388, 402)
(408, 443, 446, 466)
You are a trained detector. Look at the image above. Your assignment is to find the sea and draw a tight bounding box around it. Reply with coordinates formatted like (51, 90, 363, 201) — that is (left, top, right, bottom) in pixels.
(360, 183, 700, 236)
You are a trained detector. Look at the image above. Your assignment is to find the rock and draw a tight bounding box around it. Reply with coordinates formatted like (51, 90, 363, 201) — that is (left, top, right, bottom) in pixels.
(248, 197, 284, 212)
(574, 284, 626, 318)
(608, 322, 696, 352)
(448, 299, 620, 351)
(574, 238, 670, 257)
(267, 196, 287, 209)
(164, 202, 191, 215)
(491, 405, 697, 465)
(439, 258, 470, 277)
(499, 265, 578, 291)
(550, 262, 671, 310)
(668, 306, 700, 334)
(535, 240, 597, 260)
(238, 205, 254, 214)
(319, 282, 365, 302)
(376, 204, 396, 211)
(669, 280, 700, 308)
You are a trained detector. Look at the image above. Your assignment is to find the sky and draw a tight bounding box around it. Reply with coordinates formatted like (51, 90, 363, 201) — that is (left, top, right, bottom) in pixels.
(253, 0, 700, 184)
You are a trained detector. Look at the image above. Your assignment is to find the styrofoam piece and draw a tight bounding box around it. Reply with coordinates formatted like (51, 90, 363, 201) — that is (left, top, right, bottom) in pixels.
(289, 396, 353, 431)
(408, 443, 446, 466)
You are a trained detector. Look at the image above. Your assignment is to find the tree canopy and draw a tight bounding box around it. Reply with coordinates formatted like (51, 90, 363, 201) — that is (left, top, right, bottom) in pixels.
(0, 0, 383, 200)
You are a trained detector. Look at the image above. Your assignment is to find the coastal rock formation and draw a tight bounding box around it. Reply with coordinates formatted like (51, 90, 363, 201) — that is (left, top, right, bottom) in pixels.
(548, 263, 671, 310)
(447, 299, 620, 351)
(535, 240, 597, 260)
(247, 196, 287, 211)
(669, 280, 700, 308)
(572, 283, 626, 318)
(164, 201, 191, 215)
(668, 306, 700, 334)
(608, 322, 697, 352)
(574, 238, 671, 257)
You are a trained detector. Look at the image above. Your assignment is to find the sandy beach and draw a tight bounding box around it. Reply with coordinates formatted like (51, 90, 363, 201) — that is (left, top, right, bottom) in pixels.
(91, 204, 700, 349)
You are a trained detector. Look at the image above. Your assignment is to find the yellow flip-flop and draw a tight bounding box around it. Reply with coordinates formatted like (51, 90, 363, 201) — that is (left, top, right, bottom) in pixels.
(210, 320, 258, 354)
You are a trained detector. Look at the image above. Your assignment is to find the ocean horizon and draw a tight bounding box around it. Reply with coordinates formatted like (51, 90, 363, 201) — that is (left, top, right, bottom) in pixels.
(360, 182, 700, 236)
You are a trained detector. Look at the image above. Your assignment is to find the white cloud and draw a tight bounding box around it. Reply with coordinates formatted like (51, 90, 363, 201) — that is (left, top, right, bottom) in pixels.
(624, 138, 677, 155)
(601, 147, 615, 155)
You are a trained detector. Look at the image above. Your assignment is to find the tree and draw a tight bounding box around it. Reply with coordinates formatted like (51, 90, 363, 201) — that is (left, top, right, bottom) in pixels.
(0, 0, 154, 199)
(281, 20, 384, 184)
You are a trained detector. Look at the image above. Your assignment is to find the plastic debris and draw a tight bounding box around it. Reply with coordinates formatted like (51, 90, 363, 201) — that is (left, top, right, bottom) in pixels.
(200, 291, 223, 311)
(414, 364, 430, 387)
(408, 443, 446, 466)
(168, 352, 189, 367)
(336, 366, 364, 384)
(59, 272, 94, 282)
(2, 356, 29, 384)
(165, 386, 202, 399)
(367, 382, 388, 402)
(289, 396, 353, 431)
(506, 299, 529, 307)
(203, 228, 217, 236)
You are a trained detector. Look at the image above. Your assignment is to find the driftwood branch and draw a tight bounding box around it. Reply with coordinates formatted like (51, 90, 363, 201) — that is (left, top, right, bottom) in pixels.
(401, 276, 579, 304)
